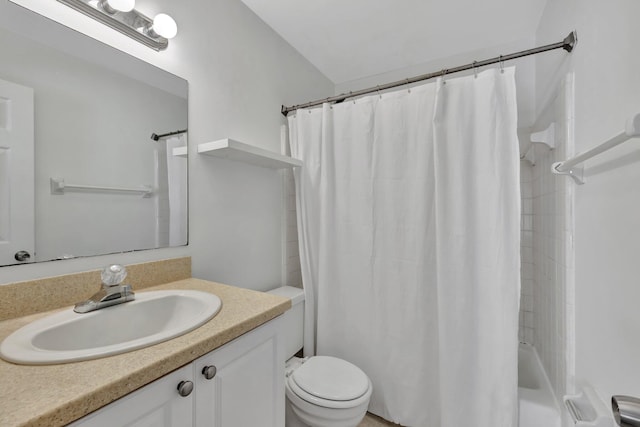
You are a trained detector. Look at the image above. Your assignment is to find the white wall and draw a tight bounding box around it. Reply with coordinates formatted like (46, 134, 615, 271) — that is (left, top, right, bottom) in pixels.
(0, 0, 334, 289)
(536, 0, 640, 405)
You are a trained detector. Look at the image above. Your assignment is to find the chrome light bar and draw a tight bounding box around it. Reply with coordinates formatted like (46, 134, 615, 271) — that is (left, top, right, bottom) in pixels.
(56, 0, 169, 51)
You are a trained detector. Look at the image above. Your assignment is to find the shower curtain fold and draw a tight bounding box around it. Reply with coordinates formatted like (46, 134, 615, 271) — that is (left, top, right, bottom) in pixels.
(289, 67, 520, 427)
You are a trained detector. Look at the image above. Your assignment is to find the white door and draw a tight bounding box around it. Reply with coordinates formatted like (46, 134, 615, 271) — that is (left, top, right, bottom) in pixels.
(0, 78, 34, 265)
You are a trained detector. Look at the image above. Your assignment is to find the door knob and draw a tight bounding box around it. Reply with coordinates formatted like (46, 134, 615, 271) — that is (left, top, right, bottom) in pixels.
(14, 251, 31, 262)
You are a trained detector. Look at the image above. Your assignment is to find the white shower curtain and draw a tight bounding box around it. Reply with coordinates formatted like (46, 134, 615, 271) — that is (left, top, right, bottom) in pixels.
(289, 68, 520, 427)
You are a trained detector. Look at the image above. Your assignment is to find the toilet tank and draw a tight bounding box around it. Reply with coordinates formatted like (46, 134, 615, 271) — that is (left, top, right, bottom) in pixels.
(267, 286, 304, 359)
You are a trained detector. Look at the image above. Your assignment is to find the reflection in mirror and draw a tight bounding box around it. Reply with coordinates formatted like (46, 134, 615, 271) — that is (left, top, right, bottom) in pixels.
(0, 2, 188, 267)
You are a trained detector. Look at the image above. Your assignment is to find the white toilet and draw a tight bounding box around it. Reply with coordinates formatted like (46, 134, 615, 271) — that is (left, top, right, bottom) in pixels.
(267, 286, 373, 427)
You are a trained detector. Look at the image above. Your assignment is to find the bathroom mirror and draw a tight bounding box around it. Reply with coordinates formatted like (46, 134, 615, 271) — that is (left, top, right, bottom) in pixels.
(0, 3, 188, 267)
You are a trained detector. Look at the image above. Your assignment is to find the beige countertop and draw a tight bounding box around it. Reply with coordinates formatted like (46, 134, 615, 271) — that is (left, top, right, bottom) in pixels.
(0, 278, 291, 427)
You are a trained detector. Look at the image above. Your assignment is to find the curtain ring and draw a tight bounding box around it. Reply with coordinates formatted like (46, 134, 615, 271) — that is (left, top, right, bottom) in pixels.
(441, 69, 447, 85)
(499, 55, 505, 74)
(376, 85, 382, 99)
(473, 61, 478, 79)
(406, 78, 411, 93)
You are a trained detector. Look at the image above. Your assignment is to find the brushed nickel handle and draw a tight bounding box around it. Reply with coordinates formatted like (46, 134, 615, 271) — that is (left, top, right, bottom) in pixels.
(177, 380, 194, 397)
(202, 365, 217, 380)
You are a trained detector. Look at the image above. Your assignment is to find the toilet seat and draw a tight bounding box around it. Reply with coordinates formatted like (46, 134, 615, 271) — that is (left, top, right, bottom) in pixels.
(287, 356, 372, 409)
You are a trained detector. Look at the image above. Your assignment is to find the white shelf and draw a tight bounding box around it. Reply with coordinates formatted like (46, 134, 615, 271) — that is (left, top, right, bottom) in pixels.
(172, 146, 188, 158)
(197, 139, 302, 169)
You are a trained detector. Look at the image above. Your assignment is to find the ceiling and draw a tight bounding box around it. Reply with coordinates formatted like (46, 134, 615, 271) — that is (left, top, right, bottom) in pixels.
(240, 0, 549, 85)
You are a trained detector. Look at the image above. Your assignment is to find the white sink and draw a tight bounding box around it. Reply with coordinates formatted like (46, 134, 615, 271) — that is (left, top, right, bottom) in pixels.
(0, 290, 222, 365)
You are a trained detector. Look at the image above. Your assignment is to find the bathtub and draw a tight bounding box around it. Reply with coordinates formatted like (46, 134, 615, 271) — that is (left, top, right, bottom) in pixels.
(518, 343, 561, 427)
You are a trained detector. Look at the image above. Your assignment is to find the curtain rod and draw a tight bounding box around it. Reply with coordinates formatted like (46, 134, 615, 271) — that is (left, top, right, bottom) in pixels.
(150, 129, 188, 141)
(281, 31, 577, 117)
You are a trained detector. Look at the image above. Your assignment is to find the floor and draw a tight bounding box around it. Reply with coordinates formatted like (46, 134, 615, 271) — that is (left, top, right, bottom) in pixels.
(359, 412, 399, 426)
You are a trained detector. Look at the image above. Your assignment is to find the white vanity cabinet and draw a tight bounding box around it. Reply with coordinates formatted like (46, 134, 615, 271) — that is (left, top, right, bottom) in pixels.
(69, 363, 195, 427)
(70, 316, 284, 427)
(194, 315, 285, 427)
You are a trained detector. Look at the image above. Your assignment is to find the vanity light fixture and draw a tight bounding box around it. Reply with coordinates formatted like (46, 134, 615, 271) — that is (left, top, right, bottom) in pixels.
(56, 0, 177, 51)
(99, 0, 135, 13)
(147, 13, 178, 39)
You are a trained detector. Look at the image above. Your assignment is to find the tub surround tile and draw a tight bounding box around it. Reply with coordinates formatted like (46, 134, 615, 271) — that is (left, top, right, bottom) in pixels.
(0, 278, 291, 427)
(528, 74, 575, 405)
(0, 257, 191, 321)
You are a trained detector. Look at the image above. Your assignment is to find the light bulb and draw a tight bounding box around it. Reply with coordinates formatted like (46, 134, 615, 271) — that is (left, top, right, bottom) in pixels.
(100, 0, 135, 13)
(152, 13, 178, 39)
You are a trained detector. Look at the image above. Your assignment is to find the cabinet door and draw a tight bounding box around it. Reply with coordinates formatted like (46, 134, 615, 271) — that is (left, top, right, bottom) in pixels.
(195, 316, 285, 427)
(69, 364, 194, 427)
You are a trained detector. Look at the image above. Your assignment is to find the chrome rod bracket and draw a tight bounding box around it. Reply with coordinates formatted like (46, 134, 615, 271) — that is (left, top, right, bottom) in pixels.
(552, 161, 584, 185)
(563, 31, 578, 52)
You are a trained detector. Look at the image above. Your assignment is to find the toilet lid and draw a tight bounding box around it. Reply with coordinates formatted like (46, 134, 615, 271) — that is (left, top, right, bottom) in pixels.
(291, 356, 369, 401)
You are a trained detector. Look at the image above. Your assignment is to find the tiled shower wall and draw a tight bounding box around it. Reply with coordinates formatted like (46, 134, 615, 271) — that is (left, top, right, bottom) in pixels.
(282, 168, 303, 288)
(519, 162, 535, 344)
(281, 127, 303, 289)
(528, 74, 575, 404)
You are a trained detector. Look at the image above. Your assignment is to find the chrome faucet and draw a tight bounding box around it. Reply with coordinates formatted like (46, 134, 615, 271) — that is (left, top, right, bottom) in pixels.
(612, 395, 640, 427)
(74, 264, 135, 313)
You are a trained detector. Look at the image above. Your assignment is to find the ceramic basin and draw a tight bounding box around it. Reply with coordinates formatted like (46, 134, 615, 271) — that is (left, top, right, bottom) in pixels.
(0, 290, 222, 365)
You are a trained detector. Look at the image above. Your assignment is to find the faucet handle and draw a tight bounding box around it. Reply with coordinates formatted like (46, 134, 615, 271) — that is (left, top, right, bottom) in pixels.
(101, 264, 127, 287)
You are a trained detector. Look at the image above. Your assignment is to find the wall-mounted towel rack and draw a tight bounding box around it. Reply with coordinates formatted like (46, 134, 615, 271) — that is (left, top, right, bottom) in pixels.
(522, 122, 555, 166)
(552, 112, 640, 184)
(50, 178, 153, 198)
